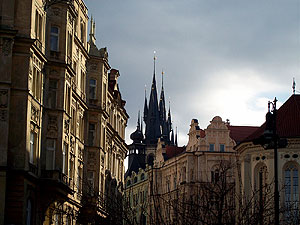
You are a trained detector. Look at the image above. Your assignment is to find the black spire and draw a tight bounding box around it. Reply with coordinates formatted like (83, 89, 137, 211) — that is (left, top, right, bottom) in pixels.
(143, 87, 148, 122)
(175, 127, 178, 146)
(159, 70, 169, 142)
(167, 102, 172, 134)
(144, 52, 161, 145)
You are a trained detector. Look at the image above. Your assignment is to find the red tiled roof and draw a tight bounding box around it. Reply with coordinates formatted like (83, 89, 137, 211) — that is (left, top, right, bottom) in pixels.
(228, 125, 259, 143)
(165, 146, 186, 159)
(243, 95, 300, 142)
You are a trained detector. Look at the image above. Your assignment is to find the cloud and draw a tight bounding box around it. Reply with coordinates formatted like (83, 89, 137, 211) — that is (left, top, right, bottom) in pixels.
(85, 0, 300, 148)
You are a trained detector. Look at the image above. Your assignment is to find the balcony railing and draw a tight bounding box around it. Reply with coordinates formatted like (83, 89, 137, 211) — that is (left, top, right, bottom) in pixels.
(41, 170, 71, 187)
(29, 163, 38, 176)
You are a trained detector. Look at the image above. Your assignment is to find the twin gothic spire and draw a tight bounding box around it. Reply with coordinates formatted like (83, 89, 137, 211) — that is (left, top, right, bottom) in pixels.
(142, 53, 176, 146)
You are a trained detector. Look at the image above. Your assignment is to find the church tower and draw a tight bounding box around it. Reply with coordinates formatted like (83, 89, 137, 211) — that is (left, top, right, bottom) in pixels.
(126, 53, 176, 174)
(144, 54, 161, 145)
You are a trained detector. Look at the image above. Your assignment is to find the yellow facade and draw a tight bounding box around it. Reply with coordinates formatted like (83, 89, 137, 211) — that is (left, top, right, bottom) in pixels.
(0, 0, 128, 224)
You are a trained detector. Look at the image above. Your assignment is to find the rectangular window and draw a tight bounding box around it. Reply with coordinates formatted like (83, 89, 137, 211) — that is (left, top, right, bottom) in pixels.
(103, 82, 107, 103)
(89, 79, 96, 99)
(80, 21, 85, 43)
(88, 123, 95, 146)
(81, 71, 85, 92)
(220, 144, 225, 152)
(209, 144, 214, 152)
(35, 11, 43, 41)
(46, 138, 56, 170)
(79, 117, 84, 140)
(77, 167, 83, 193)
(69, 158, 74, 186)
(32, 67, 41, 101)
(29, 132, 35, 164)
(62, 143, 68, 174)
(50, 26, 59, 51)
(65, 85, 71, 114)
(67, 32, 72, 57)
(48, 79, 58, 108)
(70, 108, 75, 134)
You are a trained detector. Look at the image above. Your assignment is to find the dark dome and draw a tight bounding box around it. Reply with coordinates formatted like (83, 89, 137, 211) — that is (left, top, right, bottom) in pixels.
(130, 127, 143, 142)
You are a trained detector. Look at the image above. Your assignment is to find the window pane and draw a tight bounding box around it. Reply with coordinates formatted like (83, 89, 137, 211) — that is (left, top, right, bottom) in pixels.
(30, 132, 35, 164)
(220, 144, 225, 152)
(90, 79, 96, 86)
(51, 26, 58, 34)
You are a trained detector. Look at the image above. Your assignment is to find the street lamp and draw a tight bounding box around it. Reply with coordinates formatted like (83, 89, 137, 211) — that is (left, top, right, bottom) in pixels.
(253, 97, 287, 225)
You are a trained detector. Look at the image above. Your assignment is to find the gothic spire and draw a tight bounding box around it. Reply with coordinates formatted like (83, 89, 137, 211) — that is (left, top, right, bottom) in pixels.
(144, 52, 161, 145)
(143, 86, 148, 122)
(168, 101, 172, 132)
(175, 127, 178, 146)
(89, 15, 96, 44)
(137, 110, 141, 129)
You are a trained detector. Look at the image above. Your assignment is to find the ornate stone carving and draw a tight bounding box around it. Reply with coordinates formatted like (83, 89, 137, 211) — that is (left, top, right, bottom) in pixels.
(2, 38, 13, 56)
(31, 106, 39, 123)
(64, 119, 70, 134)
(0, 110, 7, 121)
(51, 7, 61, 17)
(0, 90, 8, 108)
(47, 115, 58, 131)
(91, 63, 97, 71)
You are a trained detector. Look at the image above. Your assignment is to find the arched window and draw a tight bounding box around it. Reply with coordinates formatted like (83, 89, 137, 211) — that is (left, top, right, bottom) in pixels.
(284, 164, 299, 221)
(134, 176, 138, 183)
(254, 163, 268, 223)
(141, 173, 145, 180)
(127, 180, 131, 187)
(211, 169, 219, 183)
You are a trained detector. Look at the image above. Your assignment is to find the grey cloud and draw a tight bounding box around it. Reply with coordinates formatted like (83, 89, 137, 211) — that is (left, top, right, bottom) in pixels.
(85, 0, 300, 145)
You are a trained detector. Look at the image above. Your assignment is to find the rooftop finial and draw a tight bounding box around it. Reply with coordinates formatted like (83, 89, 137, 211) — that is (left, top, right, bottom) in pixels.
(161, 69, 164, 89)
(293, 78, 296, 95)
(153, 50, 157, 76)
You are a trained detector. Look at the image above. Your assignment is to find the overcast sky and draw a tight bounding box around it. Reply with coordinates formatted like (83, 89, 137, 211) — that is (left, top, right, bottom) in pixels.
(85, 0, 300, 146)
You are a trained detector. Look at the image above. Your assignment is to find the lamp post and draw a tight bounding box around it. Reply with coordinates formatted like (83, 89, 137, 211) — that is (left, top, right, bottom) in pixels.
(270, 99, 279, 225)
(253, 97, 287, 225)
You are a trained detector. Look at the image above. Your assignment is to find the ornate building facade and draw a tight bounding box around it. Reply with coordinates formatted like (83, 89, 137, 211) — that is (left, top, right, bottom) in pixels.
(0, 0, 128, 224)
(125, 115, 258, 224)
(235, 94, 300, 224)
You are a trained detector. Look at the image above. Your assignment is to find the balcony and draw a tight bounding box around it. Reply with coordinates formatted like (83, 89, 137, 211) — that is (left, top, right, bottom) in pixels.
(40, 170, 73, 195)
(28, 163, 38, 176)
